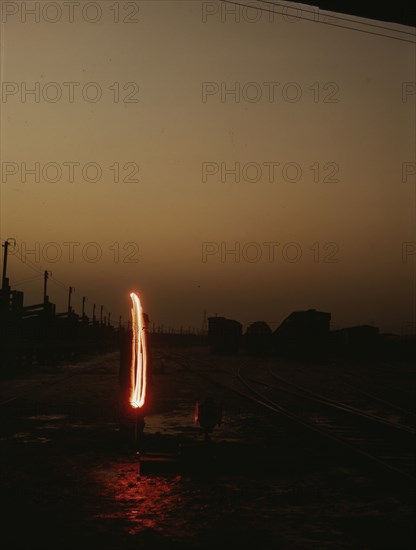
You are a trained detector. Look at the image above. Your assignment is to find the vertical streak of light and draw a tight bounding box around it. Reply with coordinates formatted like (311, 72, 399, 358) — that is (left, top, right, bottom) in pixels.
(130, 292, 147, 408)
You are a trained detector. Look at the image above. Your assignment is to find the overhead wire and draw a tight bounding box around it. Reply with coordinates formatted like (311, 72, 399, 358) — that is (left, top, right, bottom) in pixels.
(1, 239, 122, 326)
(258, 0, 415, 36)
(220, 0, 416, 44)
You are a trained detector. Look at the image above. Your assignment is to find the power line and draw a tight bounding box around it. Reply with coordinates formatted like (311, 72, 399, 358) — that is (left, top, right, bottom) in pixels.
(258, 0, 415, 36)
(220, 0, 416, 44)
(13, 275, 43, 285)
(2, 240, 45, 277)
(47, 274, 68, 290)
(1, 239, 123, 324)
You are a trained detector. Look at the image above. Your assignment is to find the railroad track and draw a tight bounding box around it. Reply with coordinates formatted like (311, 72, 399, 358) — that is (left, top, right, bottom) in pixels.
(267, 369, 415, 435)
(328, 360, 416, 413)
(339, 378, 416, 418)
(234, 365, 415, 482)
(161, 351, 415, 483)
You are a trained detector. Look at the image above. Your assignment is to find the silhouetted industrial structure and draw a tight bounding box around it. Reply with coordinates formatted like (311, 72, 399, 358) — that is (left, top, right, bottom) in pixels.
(244, 321, 273, 356)
(208, 316, 242, 354)
(273, 309, 331, 359)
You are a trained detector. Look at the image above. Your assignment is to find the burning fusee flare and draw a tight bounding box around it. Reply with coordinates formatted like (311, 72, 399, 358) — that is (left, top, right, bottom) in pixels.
(129, 292, 147, 409)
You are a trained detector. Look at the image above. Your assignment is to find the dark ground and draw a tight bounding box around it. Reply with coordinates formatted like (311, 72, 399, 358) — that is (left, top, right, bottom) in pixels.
(0, 348, 414, 549)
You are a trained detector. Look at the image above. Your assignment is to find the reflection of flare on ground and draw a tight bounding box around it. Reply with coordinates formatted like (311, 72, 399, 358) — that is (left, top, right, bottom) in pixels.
(94, 461, 202, 537)
(94, 460, 287, 541)
(129, 292, 147, 409)
(116, 475, 180, 534)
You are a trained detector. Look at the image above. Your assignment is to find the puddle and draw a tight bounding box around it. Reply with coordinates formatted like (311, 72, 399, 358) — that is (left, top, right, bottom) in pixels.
(35, 424, 59, 431)
(143, 409, 260, 444)
(67, 423, 97, 429)
(145, 410, 196, 437)
(95, 462, 213, 538)
(12, 432, 51, 444)
(26, 415, 67, 421)
(93, 458, 300, 542)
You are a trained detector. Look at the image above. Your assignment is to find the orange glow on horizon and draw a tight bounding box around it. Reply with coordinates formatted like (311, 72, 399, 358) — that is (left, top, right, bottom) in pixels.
(129, 292, 147, 409)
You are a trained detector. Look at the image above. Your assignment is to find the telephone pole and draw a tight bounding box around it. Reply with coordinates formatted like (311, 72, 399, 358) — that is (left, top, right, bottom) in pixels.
(43, 270, 51, 304)
(201, 308, 207, 334)
(67, 286, 74, 314)
(2, 238, 15, 291)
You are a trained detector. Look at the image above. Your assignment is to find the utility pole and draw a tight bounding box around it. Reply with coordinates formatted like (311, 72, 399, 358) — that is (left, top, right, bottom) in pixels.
(67, 286, 74, 314)
(82, 296, 87, 318)
(201, 308, 207, 334)
(43, 270, 51, 304)
(2, 238, 15, 291)
(119, 315, 122, 328)
(100, 305, 103, 325)
(93, 303, 96, 323)
(108, 312, 111, 326)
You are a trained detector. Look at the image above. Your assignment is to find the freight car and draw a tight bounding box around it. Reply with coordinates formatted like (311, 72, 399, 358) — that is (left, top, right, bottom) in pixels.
(244, 321, 273, 356)
(208, 316, 242, 354)
(273, 309, 331, 359)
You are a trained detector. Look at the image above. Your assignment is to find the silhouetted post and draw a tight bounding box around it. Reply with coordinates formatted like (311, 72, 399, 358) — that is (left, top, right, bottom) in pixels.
(201, 308, 207, 335)
(100, 305, 103, 325)
(67, 286, 74, 314)
(119, 315, 122, 328)
(93, 303, 96, 323)
(108, 312, 111, 326)
(43, 270, 49, 304)
(2, 238, 16, 291)
(82, 296, 87, 318)
(2, 240, 10, 290)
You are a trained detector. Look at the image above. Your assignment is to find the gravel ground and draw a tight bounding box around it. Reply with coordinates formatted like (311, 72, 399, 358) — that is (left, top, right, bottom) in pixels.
(0, 348, 414, 549)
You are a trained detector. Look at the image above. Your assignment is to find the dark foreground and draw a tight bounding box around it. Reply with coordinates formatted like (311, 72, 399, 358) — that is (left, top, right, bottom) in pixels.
(0, 349, 414, 549)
